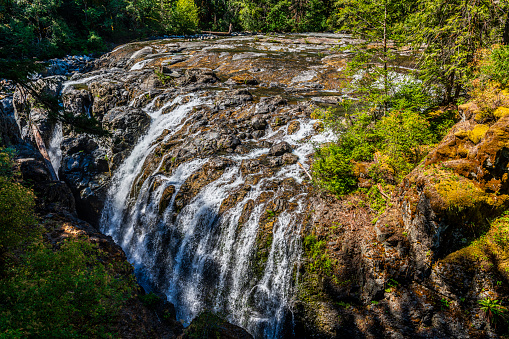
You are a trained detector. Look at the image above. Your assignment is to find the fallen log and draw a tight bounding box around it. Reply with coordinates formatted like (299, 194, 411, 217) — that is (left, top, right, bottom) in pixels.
(298, 162, 313, 181)
(201, 23, 233, 36)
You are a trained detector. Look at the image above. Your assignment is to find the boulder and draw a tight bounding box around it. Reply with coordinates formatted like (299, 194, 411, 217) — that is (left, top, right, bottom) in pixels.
(89, 81, 130, 119)
(62, 87, 93, 116)
(103, 106, 151, 147)
(251, 115, 267, 130)
(269, 141, 292, 156)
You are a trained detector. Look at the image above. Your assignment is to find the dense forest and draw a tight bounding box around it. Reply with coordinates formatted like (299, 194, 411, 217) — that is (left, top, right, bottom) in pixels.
(2, 0, 509, 99)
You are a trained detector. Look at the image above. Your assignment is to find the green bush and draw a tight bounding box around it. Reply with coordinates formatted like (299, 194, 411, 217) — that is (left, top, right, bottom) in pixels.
(0, 147, 136, 338)
(482, 45, 509, 88)
(0, 238, 136, 338)
(303, 234, 334, 276)
(0, 147, 14, 177)
(375, 109, 432, 178)
(0, 177, 37, 256)
(312, 81, 442, 196)
(184, 311, 223, 339)
(266, 0, 293, 32)
(169, 0, 200, 35)
(313, 143, 357, 196)
(312, 111, 374, 196)
(140, 292, 160, 307)
(0, 148, 38, 257)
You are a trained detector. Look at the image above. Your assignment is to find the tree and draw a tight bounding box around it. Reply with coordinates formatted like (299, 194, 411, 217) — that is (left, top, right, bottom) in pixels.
(167, 0, 200, 34)
(229, 0, 332, 32)
(332, 0, 414, 118)
(410, 0, 509, 103)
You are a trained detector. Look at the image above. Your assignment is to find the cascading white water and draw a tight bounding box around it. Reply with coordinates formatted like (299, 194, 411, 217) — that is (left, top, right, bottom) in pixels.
(100, 88, 332, 338)
(101, 93, 204, 242)
(47, 123, 63, 179)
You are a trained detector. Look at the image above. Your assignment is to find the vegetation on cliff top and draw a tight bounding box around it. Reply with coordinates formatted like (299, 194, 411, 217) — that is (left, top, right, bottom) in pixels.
(312, 0, 509, 197)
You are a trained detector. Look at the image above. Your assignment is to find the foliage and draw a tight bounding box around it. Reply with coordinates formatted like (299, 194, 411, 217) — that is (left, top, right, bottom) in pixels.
(482, 45, 509, 88)
(374, 109, 432, 176)
(230, 0, 333, 32)
(0, 147, 13, 177)
(0, 148, 37, 258)
(0, 238, 137, 338)
(184, 311, 223, 338)
(479, 298, 507, 326)
(312, 82, 440, 196)
(303, 234, 334, 276)
(0, 147, 137, 338)
(332, 0, 414, 117)
(409, 0, 509, 103)
(168, 0, 200, 34)
(140, 292, 161, 307)
(460, 47, 509, 123)
(445, 211, 509, 272)
(313, 143, 358, 196)
(0, 176, 37, 257)
(427, 108, 457, 143)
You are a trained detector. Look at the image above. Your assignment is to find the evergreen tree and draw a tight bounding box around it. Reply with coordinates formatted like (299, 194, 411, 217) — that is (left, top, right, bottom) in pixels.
(410, 0, 509, 103)
(332, 0, 413, 118)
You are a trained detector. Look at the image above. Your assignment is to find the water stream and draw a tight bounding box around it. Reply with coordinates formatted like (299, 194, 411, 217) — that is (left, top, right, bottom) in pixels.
(97, 89, 330, 337)
(47, 123, 63, 179)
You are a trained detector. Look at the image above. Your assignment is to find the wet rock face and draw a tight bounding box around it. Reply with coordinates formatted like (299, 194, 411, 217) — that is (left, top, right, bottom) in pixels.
(56, 34, 352, 337)
(11, 34, 398, 337)
(62, 88, 93, 116)
(89, 81, 130, 120)
(0, 95, 21, 146)
(103, 106, 151, 146)
(10, 33, 504, 339)
(13, 76, 67, 143)
(269, 141, 292, 156)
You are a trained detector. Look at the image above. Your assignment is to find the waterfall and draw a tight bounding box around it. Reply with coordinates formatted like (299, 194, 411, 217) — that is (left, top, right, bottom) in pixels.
(47, 123, 63, 179)
(100, 89, 332, 338)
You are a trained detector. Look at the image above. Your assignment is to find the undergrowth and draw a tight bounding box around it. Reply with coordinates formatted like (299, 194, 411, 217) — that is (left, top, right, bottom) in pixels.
(0, 146, 137, 338)
(312, 81, 450, 197)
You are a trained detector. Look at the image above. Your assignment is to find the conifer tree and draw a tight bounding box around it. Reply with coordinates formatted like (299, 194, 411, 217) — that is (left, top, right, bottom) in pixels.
(410, 0, 509, 103)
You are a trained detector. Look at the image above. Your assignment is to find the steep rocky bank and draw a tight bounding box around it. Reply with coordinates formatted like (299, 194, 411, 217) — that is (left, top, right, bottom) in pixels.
(293, 103, 509, 338)
(3, 32, 508, 338)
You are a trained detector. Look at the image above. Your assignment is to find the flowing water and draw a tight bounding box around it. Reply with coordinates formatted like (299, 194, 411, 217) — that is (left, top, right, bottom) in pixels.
(47, 123, 63, 179)
(40, 32, 415, 338)
(97, 88, 332, 337)
(42, 33, 357, 338)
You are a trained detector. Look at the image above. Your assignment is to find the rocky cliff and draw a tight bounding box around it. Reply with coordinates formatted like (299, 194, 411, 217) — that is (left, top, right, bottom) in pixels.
(293, 103, 509, 338)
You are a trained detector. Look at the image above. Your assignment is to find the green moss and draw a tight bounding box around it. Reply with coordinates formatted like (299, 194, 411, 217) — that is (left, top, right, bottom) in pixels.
(183, 311, 225, 338)
(454, 129, 470, 139)
(444, 212, 509, 277)
(468, 124, 489, 144)
(435, 173, 486, 211)
(494, 107, 509, 119)
(303, 234, 337, 280)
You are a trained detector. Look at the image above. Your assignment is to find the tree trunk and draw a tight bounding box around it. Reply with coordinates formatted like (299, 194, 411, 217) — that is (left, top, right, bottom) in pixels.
(444, 71, 455, 104)
(383, 0, 388, 116)
(504, 13, 509, 45)
(31, 124, 58, 181)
